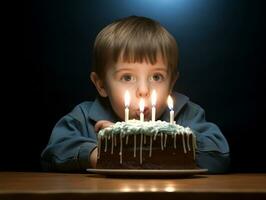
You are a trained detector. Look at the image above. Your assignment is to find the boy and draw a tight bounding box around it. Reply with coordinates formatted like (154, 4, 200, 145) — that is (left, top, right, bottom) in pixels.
(41, 16, 230, 173)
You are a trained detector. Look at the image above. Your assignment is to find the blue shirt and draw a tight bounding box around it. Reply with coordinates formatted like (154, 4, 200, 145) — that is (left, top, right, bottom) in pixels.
(41, 92, 230, 173)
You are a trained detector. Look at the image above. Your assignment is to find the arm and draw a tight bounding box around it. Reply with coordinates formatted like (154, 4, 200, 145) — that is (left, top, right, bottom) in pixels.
(41, 105, 97, 172)
(179, 102, 230, 173)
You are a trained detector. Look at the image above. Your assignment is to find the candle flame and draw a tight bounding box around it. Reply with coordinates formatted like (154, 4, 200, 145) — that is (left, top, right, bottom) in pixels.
(124, 90, 130, 107)
(151, 90, 157, 106)
(139, 98, 145, 112)
(167, 95, 173, 110)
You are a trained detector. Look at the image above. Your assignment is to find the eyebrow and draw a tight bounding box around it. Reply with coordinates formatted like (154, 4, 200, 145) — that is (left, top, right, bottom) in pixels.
(152, 67, 168, 72)
(113, 66, 168, 76)
(115, 67, 167, 72)
(113, 68, 134, 74)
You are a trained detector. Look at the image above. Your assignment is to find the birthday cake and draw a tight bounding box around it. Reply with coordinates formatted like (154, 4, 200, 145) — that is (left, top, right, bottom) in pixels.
(96, 120, 197, 169)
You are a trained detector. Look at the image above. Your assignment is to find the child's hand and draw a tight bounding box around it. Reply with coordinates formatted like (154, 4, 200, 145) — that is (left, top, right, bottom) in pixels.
(90, 120, 113, 168)
(90, 147, 98, 168)
(95, 120, 114, 132)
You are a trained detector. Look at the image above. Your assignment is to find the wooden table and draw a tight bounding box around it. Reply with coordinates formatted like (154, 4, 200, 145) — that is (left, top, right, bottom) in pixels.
(0, 172, 265, 200)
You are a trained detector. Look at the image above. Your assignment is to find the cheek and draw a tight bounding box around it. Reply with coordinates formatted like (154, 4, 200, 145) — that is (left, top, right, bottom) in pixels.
(108, 92, 124, 109)
(155, 86, 171, 112)
(106, 82, 134, 106)
(156, 97, 168, 112)
(106, 86, 128, 119)
(156, 84, 171, 100)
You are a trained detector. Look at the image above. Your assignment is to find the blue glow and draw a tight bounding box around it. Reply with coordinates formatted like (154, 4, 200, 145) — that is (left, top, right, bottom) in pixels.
(119, 0, 215, 28)
(120, 0, 204, 16)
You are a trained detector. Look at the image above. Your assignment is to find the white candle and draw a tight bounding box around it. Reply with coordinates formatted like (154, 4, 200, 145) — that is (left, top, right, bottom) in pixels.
(152, 107, 156, 122)
(125, 107, 129, 122)
(124, 91, 130, 122)
(167, 95, 174, 124)
(170, 110, 174, 124)
(151, 90, 157, 122)
(139, 98, 145, 122)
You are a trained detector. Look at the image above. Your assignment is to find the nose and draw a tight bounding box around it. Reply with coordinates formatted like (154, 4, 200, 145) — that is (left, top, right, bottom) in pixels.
(136, 80, 150, 98)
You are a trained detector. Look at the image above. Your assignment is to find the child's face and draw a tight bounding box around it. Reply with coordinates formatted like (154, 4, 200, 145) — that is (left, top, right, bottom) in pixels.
(92, 56, 176, 121)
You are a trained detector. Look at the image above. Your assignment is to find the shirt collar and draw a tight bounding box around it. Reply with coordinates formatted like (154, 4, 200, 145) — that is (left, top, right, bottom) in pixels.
(88, 92, 189, 122)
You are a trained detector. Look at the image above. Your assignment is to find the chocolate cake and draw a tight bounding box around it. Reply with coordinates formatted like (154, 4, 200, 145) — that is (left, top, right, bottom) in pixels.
(96, 120, 197, 169)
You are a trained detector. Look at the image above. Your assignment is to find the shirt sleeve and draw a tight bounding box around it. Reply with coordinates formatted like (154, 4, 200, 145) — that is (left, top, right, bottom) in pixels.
(41, 105, 97, 172)
(178, 101, 230, 173)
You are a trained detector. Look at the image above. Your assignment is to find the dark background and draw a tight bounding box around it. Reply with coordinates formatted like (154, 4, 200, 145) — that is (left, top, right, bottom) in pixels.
(5, 0, 265, 172)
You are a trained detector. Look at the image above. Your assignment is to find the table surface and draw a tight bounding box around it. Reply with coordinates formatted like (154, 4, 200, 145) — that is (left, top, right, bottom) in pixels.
(1, 172, 266, 200)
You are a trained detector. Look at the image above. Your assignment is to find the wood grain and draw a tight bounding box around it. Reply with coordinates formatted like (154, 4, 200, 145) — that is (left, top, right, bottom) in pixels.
(0, 172, 265, 200)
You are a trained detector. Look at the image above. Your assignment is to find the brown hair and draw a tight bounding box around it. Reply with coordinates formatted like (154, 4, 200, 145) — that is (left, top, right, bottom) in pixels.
(92, 16, 178, 81)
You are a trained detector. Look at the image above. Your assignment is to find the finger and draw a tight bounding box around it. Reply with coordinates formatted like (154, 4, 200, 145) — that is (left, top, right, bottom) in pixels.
(101, 121, 114, 129)
(95, 121, 104, 132)
(95, 120, 113, 132)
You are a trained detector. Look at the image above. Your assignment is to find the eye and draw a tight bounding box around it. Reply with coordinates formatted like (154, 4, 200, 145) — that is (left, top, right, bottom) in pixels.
(150, 73, 164, 82)
(121, 74, 136, 82)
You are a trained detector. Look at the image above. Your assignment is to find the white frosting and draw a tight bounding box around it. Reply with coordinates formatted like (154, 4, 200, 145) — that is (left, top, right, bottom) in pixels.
(164, 134, 168, 147)
(111, 134, 114, 154)
(160, 133, 164, 150)
(174, 133, 177, 149)
(140, 133, 143, 164)
(104, 136, 107, 152)
(181, 132, 187, 154)
(119, 134, 122, 164)
(134, 134, 136, 157)
(97, 119, 196, 165)
(126, 135, 129, 144)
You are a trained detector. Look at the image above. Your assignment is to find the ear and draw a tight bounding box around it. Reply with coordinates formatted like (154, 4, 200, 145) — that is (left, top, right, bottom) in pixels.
(170, 72, 179, 92)
(90, 72, 108, 97)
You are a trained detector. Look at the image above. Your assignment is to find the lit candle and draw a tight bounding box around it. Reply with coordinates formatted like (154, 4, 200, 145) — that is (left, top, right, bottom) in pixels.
(139, 98, 145, 122)
(167, 95, 174, 124)
(151, 90, 157, 122)
(124, 91, 130, 122)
